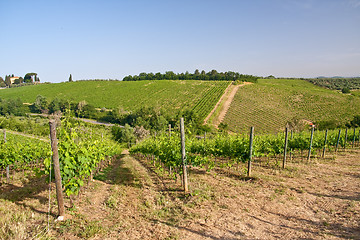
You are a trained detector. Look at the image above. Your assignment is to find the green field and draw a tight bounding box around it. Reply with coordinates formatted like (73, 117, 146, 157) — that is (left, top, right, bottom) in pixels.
(0, 80, 230, 118)
(223, 78, 360, 133)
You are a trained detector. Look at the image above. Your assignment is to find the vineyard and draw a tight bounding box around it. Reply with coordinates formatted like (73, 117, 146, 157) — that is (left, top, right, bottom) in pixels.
(1, 120, 359, 239)
(0, 117, 122, 204)
(130, 127, 359, 179)
(223, 78, 360, 133)
(0, 131, 51, 175)
(0, 80, 229, 119)
(191, 81, 230, 119)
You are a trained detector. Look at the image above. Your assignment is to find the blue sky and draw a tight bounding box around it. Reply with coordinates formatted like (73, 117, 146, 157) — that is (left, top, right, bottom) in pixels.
(1, 0, 359, 83)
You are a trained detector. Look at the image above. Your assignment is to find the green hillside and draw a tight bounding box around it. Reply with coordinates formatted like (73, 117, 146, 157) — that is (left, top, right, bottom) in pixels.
(223, 78, 360, 133)
(2, 79, 359, 133)
(0, 80, 230, 119)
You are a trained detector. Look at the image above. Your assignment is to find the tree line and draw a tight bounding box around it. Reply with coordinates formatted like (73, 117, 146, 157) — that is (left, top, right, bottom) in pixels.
(122, 70, 259, 83)
(305, 77, 360, 91)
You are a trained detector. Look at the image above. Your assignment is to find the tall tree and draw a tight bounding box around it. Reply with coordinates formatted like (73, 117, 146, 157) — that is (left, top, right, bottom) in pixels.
(0, 77, 5, 87)
(5, 75, 11, 86)
(24, 73, 37, 83)
(32, 95, 48, 113)
(69, 74, 73, 82)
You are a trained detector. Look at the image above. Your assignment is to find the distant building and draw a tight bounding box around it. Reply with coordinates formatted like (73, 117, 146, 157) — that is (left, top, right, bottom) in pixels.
(10, 76, 20, 84)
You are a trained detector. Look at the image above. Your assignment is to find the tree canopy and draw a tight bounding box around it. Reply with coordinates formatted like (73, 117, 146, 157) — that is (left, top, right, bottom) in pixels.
(123, 70, 259, 83)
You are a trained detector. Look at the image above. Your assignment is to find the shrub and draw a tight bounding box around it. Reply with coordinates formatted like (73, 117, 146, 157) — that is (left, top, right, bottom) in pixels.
(342, 88, 350, 94)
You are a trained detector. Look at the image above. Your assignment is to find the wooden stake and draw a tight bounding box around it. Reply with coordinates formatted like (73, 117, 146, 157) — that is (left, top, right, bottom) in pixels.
(352, 128, 356, 148)
(3, 129, 10, 183)
(344, 128, 348, 150)
(307, 126, 314, 162)
(49, 119, 65, 218)
(289, 130, 293, 161)
(180, 118, 188, 193)
(248, 127, 254, 177)
(283, 127, 289, 168)
(322, 129, 328, 158)
(335, 129, 341, 152)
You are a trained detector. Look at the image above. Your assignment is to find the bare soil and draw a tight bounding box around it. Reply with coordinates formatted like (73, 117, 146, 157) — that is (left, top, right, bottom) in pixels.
(1, 149, 359, 239)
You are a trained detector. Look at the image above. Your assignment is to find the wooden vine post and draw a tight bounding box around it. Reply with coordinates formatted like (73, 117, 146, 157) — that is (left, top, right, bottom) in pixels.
(344, 128, 348, 150)
(248, 127, 254, 177)
(168, 124, 172, 174)
(352, 128, 356, 147)
(283, 127, 289, 169)
(335, 129, 341, 152)
(49, 119, 65, 218)
(4, 129, 10, 183)
(180, 118, 188, 193)
(307, 126, 314, 162)
(322, 129, 328, 158)
(289, 130, 293, 160)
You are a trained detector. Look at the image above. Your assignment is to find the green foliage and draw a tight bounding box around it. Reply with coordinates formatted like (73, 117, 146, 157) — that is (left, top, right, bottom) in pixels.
(342, 87, 350, 94)
(0, 98, 26, 116)
(48, 98, 61, 114)
(130, 127, 360, 176)
(30, 95, 48, 113)
(0, 77, 5, 88)
(49, 117, 122, 196)
(14, 78, 22, 84)
(123, 70, 259, 82)
(316, 120, 341, 130)
(5, 75, 11, 87)
(218, 123, 229, 131)
(306, 77, 360, 90)
(0, 132, 51, 170)
(349, 115, 360, 127)
(112, 124, 136, 145)
(23, 73, 37, 83)
(0, 116, 49, 136)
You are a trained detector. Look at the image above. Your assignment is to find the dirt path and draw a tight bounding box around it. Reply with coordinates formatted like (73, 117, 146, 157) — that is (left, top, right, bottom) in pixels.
(74, 151, 360, 239)
(204, 82, 252, 128)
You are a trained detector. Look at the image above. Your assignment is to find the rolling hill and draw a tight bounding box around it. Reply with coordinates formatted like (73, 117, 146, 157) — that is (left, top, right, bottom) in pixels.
(1, 79, 360, 134)
(0, 80, 230, 119)
(222, 78, 360, 133)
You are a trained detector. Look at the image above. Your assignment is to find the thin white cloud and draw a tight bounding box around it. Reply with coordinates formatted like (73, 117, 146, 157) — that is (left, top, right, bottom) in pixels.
(349, 0, 360, 8)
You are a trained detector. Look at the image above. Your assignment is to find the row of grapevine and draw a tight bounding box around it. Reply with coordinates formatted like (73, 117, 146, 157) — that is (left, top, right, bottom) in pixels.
(130, 127, 360, 175)
(46, 118, 122, 197)
(0, 131, 51, 170)
(191, 81, 230, 119)
(1, 118, 123, 198)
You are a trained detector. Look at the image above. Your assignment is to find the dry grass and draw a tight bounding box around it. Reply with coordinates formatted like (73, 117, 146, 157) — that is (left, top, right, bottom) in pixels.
(1, 150, 359, 239)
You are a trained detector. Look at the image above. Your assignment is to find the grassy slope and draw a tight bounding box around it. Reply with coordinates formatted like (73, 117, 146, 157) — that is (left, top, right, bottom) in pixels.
(223, 78, 360, 133)
(0, 80, 229, 117)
